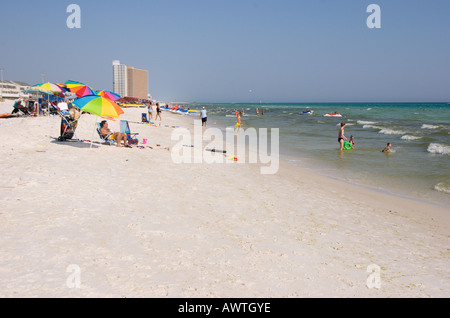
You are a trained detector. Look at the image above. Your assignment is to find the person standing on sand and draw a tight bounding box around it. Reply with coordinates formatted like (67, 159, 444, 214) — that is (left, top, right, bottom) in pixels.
(338, 122, 348, 151)
(200, 107, 207, 127)
(147, 102, 153, 120)
(155, 103, 162, 121)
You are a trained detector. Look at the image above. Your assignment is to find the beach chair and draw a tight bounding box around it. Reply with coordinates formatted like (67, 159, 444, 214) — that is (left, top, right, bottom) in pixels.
(120, 120, 139, 145)
(58, 113, 79, 141)
(96, 122, 116, 145)
(48, 103, 60, 116)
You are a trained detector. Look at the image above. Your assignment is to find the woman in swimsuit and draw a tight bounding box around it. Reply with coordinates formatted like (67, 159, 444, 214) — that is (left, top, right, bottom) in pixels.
(155, 103, 162, 121)
(338, 122, 347, 151)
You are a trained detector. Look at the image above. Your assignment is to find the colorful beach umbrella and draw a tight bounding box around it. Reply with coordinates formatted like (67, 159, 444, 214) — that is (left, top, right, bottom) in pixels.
(65, 80, 96, 98)
(33, 82, 65, 94)
(96, 90, 121, 101)
(25, 87, 54, 95)
(72, 95, 124, 118)
(56, 83, 71, 93)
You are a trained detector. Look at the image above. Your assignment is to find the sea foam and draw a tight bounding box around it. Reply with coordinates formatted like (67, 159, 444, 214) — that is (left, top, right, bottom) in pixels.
(378, 128, 406, 135)
(421, 124, 442, 129)
(401, 135, 422, 141)
(357, 120, 377, 125)
(427, 143, 450, 155)
(362, 124, 382, 130)
(434, 182, 450, 194)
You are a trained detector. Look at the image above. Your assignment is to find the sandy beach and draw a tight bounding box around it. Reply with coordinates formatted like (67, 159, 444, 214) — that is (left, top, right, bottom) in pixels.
(0, 100, 449, 298)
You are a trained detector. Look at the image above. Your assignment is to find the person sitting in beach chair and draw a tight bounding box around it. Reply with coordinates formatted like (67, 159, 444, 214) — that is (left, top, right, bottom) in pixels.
(11, 100, 30, 116)
(120, 120, 139, 145)
(98, 120, 131, 147)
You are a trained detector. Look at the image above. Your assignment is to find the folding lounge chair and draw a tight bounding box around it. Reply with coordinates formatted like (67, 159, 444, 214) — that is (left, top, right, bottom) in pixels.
(96, 122, 116, 145)
(58, 115, 78, 141)
(120, 120, 139, 145)
(48, 103, 60, 115)
(57, 108, 80, 141)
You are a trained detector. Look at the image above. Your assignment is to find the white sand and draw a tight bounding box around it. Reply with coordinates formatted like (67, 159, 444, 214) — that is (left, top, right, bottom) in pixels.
(0, 100, 449, 298)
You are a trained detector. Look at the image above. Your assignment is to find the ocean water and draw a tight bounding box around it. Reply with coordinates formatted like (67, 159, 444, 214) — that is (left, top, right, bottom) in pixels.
(182, 103, 450, 207)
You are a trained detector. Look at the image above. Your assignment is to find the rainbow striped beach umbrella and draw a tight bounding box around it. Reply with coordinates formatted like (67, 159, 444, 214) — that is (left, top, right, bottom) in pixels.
(56, 83, 71, 93)
(33, 82, 65, 94)
(96, 90, 121, 101)
(25, 87, 54, 95)
(73, 95, 124, 118)
(65, 80, 96, 98)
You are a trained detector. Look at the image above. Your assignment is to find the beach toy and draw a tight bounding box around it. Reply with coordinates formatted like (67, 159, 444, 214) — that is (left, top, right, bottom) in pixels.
(143, 138, 148, 145)
(344, 142, 353, 150)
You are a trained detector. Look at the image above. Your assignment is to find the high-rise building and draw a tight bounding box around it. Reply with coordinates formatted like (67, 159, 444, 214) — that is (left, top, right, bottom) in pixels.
(113, 60, 149, 100)
(127, 67, 148, 100)
(112, 60, 128, 97)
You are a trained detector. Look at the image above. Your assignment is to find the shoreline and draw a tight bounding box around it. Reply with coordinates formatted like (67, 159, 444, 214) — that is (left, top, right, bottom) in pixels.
(0, 103, 449, 297)
(280, 152, 450, 210)
(198, 107, 450, 209)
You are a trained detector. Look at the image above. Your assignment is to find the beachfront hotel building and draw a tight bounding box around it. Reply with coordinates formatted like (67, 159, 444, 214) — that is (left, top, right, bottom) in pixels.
(112, 60, 128, 98)
(127, 67, 148, 100)
(113, 60, 148, 100)
(0, 80, 30, 99)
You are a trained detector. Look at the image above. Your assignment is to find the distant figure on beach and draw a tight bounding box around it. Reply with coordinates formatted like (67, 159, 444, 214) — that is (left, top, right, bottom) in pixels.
(349, 136, 355, 148)
(343, 135, 355, 150)
(200, 107, 207, 127)
(12, 100, 28, 115)
(155, 103, 162, 121)
(382, 143, 392, 153)
(100, 120, 130, 148)
(236, 111, 242, 133)
(261, 108, 264, 115)
(147, 102, 153, 120)
(338, 122, 348, 151)
(256, 108, 259, 115)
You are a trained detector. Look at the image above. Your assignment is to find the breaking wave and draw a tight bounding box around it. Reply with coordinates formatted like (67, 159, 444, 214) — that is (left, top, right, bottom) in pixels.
(427, 143, 450, 155)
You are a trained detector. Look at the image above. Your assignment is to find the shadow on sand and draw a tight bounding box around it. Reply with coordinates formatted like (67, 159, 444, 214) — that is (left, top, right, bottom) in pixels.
(50, 137, 103, 149)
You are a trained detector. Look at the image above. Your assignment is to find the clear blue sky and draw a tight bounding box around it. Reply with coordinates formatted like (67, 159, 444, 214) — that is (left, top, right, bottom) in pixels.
(1, 0, 449, 102)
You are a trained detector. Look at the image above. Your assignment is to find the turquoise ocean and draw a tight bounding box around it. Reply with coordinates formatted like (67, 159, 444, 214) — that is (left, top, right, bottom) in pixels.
(182, 103, 450, 207)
